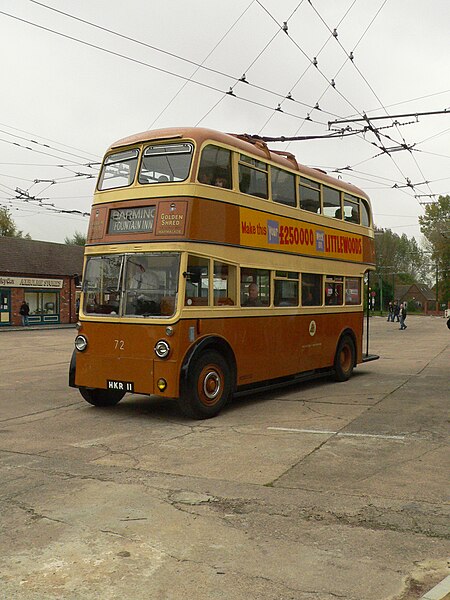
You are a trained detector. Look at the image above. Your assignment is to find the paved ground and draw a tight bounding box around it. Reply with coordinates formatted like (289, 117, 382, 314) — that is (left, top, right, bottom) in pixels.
(0, 315, 448, 600)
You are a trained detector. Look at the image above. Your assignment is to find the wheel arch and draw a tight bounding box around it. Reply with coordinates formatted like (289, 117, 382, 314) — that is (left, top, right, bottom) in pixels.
(336, 328, 357, 367)
(69, 349, 77, 388)
(180, 335, 237, 394)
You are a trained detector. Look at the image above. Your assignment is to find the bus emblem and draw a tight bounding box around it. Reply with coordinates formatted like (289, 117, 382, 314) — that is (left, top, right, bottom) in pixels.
(309, 320, 317, 336)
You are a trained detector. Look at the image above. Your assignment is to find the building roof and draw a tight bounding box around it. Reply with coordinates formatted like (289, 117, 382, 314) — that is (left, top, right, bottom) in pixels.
(395, 283, 435, 302)
(0, 237, 84, 277)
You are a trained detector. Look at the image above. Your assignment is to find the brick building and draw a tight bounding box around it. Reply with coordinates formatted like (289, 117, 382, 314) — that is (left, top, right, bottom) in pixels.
(394, 283, 437, 314)
(0, 237, 84, 327)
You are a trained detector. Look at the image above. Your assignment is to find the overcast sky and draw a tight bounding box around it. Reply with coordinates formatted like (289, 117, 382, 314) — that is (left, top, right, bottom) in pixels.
(0, 0, 449, 244)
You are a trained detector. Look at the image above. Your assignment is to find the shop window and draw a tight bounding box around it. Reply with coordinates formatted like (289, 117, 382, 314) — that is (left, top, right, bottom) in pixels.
(325, 276, 344, 305)
(345, 278, 361, 305)
(271, 167, 296, 207)
(301, 273, 322, 306)
(198, 145, 232, 188)
(213, 262, 236, 306)
(25, 291, 58, 315)
(185, 255, 209, 306)
(240, 268, 270, 306)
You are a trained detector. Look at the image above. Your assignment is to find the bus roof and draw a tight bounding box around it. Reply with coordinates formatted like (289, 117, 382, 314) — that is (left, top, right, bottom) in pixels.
(109, 127, 369, 200)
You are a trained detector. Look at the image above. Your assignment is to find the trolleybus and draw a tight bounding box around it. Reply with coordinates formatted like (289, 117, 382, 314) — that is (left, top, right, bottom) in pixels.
(69, 127, 378, 418)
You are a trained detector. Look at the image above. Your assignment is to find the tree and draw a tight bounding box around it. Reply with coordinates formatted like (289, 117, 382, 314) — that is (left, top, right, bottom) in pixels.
(64, 231, 86, 246)
(419, 195, 450, 305)
(0, 207, 31, 238)
(373, 227, 432, 309)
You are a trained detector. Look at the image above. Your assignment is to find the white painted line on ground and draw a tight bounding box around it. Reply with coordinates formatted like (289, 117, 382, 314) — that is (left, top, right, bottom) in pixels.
(267, 427, 406, 440)
(419, 574, 450, 600)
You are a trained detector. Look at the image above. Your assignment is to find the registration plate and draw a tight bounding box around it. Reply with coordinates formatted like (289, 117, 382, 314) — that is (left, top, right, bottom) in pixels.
(107, 380, 134, 393)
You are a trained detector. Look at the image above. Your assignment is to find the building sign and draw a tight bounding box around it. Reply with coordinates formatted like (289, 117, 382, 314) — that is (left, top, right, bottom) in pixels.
(108, 205, 156, 234)
(0, 276, 64, 289)
(240, 207, 363, 261)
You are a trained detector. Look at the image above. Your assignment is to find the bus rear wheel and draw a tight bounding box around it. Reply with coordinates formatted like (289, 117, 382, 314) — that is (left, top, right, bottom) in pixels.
(79, 387, 125, 407)
(333, 335, 355, 382)
(179, 350, 232, 419)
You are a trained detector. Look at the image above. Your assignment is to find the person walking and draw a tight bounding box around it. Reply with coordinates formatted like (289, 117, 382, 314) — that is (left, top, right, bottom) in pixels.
(19, 300, 30, 326)
(393, 300, 400, 322)
(399, 302, 407, 330)
(387, 301, 394, 322)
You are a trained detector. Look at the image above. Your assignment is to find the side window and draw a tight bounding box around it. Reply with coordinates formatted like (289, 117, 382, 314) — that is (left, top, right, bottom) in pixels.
(345, 278, 361, 305)
(240, 268, 270, 306)
(274, 271, 299, 307)
(299, 177, 321, 214)
(361, 199, 371, 227)
(271, 167, 296, 207)
(185, 255, 209, 306)
(325, 276, 344, 305)
(301, 273, 322, 306)
(323, 186, 342, 219)
(239, 155, 268, 199)
(344, 193, 360, 223)
(198, 144, 232, 189)
(213, 262, 236, 306)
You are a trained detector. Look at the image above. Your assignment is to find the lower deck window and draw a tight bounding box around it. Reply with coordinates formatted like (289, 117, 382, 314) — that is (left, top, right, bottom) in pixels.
(325, 276, 344, 305)
(241, 268, 270, 306)
(301, 273, 322, 306)
(345, 278, 361, 305)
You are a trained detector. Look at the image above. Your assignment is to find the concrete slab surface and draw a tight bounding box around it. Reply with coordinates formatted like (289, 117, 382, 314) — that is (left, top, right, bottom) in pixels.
(0, 315, 448, 599)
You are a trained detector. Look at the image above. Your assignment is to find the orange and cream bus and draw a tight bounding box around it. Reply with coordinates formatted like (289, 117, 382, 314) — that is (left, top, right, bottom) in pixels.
(69, 127, 378, 418)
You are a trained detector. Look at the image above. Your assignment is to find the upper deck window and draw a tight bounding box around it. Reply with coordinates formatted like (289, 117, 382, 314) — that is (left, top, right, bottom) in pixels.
(198, 145, 232, 188)
(138, 143, 193, 184)
(344, 193, 360, 224)
(271, 167, 296, 207)
(239, 155, 268, 199)
(299, 177, 320, 214)
(361, 199, 371, 226)
(323, 186, 342, 219)
(98, 149, 139, 191)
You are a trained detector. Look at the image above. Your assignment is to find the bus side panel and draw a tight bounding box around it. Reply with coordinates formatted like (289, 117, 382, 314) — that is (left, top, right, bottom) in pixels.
(192, 312, 363, 387)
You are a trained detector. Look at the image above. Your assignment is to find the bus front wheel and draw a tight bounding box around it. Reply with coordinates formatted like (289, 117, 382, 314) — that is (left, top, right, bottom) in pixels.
(79, 387, 125, 407)
(179, 350, 232, 419)
(333, 335, 355, 382)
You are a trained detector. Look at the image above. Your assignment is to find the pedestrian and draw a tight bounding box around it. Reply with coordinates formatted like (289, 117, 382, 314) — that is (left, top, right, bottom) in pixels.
(393, 300, 400, 322)
(399, 302, 407, 330)
(387, 301, 394, 322)
(19, 300, 30, 326)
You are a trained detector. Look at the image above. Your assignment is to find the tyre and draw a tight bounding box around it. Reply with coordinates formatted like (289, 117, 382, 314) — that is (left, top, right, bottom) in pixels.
(178, 350, 232, 419)
(79, 387, 125, 407)
(333, 335, 356, 382)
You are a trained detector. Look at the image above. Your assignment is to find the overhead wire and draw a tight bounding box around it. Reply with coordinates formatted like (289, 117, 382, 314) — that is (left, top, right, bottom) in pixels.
(15, 2, 338, 121)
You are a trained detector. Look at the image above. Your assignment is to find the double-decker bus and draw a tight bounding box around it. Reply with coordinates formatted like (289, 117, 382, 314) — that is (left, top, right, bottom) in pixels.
(69, 127, 378, 419)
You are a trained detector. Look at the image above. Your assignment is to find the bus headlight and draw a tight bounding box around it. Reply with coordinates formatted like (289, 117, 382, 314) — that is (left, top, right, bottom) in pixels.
(75, 335, 88, 352)
(154, 339, 170, 359)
